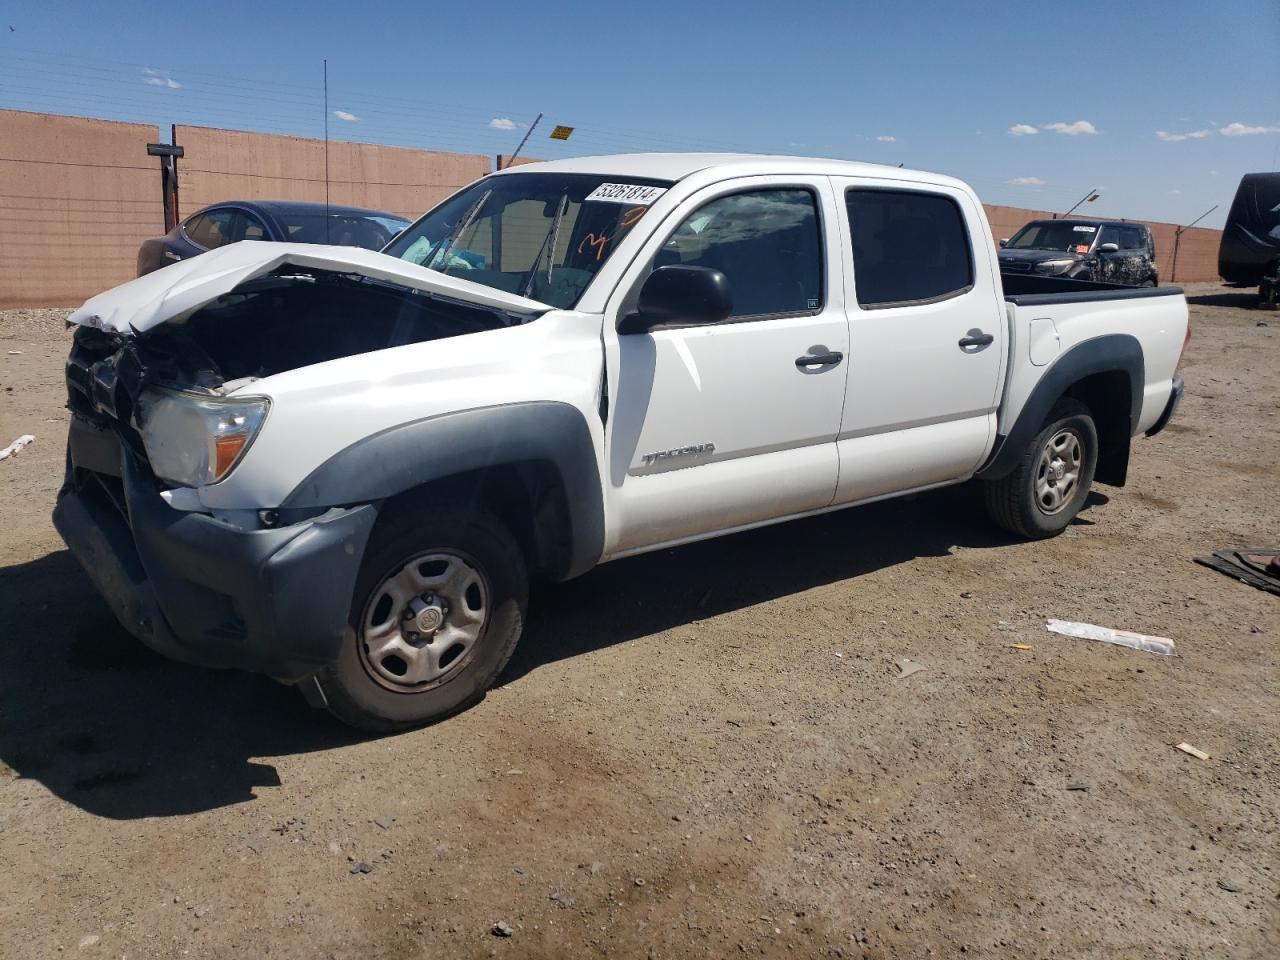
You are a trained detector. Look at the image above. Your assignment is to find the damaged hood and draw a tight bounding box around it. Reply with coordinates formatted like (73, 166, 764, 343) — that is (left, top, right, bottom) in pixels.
(69, 242, 551, 334)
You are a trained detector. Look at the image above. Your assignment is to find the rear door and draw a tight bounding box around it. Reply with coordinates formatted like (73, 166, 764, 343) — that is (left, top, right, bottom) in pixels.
(601, 176, 850, 555)
(829, 179, 1005, 503)
(1118, 225, 1149, 284)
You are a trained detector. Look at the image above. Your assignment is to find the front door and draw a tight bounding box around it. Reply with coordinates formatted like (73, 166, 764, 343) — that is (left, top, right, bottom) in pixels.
(830, 179, 1006, 503)
(601, 177, 850, 556)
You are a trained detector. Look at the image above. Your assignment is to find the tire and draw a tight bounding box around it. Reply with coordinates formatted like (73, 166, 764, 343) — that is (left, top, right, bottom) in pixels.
(316, 503, 528, 733)
(983, 398, 1098, 539)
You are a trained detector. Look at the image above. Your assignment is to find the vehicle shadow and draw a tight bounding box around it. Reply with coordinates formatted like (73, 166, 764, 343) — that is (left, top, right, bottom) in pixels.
(503, 485, 1107, 684)
(0, 549, 362, 820)
(1185, 291, 1260, 308)
(0, 484, 1106, 819)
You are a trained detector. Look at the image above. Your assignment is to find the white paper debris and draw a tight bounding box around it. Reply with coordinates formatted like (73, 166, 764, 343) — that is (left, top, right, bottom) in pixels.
(1046, 619, 1176, 656)
(0, 434, 35, 461)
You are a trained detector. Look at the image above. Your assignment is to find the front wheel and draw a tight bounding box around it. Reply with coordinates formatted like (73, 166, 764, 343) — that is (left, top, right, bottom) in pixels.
(983, 399, 1099, 539)
(316, 503, 528, 733)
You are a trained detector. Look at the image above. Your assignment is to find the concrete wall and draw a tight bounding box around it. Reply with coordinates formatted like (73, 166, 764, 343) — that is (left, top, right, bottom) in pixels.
(0, 108, 1228, 308)
(0, 109, 161, 308)
(175, 126, 490, 221)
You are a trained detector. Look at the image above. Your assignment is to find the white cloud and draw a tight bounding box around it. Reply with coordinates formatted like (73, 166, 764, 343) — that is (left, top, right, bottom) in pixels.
(489, 117, 518, 131)
(1043, 120, 1098, 136)
(1220, 122, 1280, 136)
(875, 135, 896, 142)
(333, 110, 359, 122)
(1009, 123, 1038, 137)
(1157, 129, 1211, 141)
(1168, 188, 1182, 195)
(1008, 176, 1045, 186)
(143, 68, 181, 90)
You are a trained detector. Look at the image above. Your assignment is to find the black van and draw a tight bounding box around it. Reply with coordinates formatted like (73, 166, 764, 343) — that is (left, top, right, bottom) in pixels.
(1218, 173, 1280, 303)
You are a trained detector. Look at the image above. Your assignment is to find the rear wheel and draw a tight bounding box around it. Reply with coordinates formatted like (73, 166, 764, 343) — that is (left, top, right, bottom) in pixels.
(983, 399, 1098, 539)
(316, 503, 527, 732)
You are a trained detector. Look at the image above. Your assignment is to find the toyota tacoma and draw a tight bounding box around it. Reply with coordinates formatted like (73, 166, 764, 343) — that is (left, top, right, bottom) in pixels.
(54, 154, 1190, 731)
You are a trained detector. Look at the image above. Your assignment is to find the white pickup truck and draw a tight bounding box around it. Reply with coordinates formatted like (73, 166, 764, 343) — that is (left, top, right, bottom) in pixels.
(54, 154, 1189, 730)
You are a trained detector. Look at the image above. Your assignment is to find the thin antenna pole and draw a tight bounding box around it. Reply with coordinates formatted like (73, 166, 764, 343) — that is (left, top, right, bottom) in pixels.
(323, 58, 330, 243)
(503, 113, 542, 169)
(1170, 204, 1218, 282)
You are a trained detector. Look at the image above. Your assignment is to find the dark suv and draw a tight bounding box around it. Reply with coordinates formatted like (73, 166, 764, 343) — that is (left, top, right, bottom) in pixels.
(998, 219, 1158, 286)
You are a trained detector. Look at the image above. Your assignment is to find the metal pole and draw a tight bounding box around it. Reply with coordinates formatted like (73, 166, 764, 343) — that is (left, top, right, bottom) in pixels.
(1062, 188, 1099, 219)
(503, 113, 542, 169)
(323, 59, 330, 244)
(1170, 204, 1218, 283)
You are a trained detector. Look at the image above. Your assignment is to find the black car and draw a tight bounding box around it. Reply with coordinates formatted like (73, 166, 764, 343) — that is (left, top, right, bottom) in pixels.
(998, 219, 1158, 287)
(137, 200, 411, 277)
(1218, 172, 1280, 305)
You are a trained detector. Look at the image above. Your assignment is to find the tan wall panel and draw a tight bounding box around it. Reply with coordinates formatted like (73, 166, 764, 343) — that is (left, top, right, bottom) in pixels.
(0, 109, 161, 307)
(174, 126, 490, 221)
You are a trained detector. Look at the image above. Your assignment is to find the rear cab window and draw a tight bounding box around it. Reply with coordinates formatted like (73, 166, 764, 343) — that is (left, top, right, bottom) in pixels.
(845, 189, 974, 308)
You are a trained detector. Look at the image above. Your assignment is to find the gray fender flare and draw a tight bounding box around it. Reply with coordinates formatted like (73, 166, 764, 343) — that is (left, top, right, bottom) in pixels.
(977, 334, 1143, 482)
(281, 401, 604, 579)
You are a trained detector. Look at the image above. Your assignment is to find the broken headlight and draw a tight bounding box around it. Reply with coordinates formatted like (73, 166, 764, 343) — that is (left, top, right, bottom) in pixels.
(135, 389, 270, 486)
(1033, 259, 1076, 276)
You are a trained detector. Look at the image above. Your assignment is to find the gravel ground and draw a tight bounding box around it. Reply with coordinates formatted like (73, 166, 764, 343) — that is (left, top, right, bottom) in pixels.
(0, 284, 1276, 959)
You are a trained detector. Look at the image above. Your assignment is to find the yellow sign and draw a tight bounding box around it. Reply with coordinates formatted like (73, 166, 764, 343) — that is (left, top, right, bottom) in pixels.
(549, 125, 575, 141)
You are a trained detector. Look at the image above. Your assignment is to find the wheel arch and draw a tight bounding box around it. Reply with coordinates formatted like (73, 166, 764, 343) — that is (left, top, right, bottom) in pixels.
(978, 334, 1143, 486)
(281, 401, 604, 580)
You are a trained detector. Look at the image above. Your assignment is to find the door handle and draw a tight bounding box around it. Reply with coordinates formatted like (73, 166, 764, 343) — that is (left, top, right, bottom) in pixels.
(958, 332, 995, 348)
(795, 351, 844, 368)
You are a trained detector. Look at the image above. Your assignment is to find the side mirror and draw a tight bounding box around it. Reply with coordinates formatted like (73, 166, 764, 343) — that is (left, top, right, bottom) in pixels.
(619, 265, 732, 334)
(1099, 242, 1119, 253)
(998, 238, 1008, 248)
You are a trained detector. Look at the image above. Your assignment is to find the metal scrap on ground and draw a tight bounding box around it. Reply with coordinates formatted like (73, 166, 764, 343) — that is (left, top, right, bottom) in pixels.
(1045, 619, 1177, 656)
(1194, 548, 1280, 597)
(0, 435, 34, 461)
(1176, 742, 1211, 760)
(895, 659, 926, 679)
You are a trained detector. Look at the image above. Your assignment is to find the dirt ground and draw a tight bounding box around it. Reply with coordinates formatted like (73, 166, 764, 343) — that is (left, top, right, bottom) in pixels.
(0, 284, 1275, 959)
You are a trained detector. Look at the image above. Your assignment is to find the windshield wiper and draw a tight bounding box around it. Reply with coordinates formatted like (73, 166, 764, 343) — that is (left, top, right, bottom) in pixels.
(520, 194, 569, 299)
(425, 189, 491, 273)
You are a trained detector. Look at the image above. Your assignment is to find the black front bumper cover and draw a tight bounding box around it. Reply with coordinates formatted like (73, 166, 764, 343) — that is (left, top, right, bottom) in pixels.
(53, 440, 376, 682)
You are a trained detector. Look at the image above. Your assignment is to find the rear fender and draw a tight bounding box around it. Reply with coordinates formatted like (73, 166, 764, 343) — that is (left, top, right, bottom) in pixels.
(978, 334, 1143, 484)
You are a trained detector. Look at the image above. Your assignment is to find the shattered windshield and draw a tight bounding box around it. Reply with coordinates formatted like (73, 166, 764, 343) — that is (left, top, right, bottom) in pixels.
(1006, 221, 1099, 253)
(384, 172, 674, 309)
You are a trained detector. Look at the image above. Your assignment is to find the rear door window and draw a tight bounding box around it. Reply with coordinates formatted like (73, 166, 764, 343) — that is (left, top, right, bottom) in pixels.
(239, 211, 269, 241)
(845, 189, 973, 307)
(1119, 226, 1145, 250)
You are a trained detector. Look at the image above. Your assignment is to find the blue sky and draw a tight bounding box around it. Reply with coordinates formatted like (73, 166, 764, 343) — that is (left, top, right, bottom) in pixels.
(2, 0, 1277, 226)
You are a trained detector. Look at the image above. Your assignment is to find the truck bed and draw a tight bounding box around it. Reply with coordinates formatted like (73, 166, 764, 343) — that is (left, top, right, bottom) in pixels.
(1000, 273, 1183, 301)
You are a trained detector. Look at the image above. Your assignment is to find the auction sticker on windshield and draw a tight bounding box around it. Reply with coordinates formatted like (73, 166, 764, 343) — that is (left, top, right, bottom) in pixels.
(587, 183, 668, 205)
(1073, 225, 1097, 232)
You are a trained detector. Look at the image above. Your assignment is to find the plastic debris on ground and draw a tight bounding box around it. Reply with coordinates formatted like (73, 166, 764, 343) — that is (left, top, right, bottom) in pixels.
(895, 658, 926, 679)
(1009, 643, 1033, 651)
(1175, 742, 1211, 761)
(1045, 619, 1176, 656)
(0, 435, 35, 461)
(1194, 547, 1280, 597)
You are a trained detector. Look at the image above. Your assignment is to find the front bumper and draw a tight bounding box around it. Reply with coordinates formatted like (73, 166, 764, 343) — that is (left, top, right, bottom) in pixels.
(1145, 375, 1185, 438)
(53, 436, 376, 682)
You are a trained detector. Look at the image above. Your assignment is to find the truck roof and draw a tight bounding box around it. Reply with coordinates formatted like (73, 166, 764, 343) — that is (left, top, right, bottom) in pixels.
(494, 152, 968, 191)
